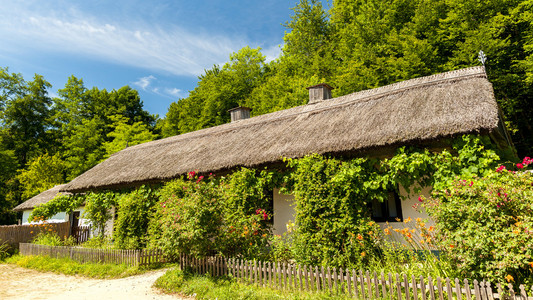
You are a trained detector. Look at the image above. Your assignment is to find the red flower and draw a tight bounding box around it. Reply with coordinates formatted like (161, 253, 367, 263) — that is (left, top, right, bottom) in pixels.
(496, 165, 506, 172)
(196, 175, 204, 183)
(263, 212, 268, 220)
(517, 163, 524, 169)
(523, 157, 532, 166)
(188, 171, 196, 179)
(418, 196, 423, 202)
(469, 181, 473, 187)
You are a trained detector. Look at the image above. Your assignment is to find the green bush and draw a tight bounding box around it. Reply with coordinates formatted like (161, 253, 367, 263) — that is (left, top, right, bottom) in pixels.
(149, 168, 276, 260)
(424, 157, 533, 285)
(0, 240, 10, 261)
(114, 185, 159, 249)
(82, 236, 114, 249)
(32, 232, 63, 246)
(284, 154, 385, 268)
(148, 173, 223, 257)
(83, 191, 117, 238)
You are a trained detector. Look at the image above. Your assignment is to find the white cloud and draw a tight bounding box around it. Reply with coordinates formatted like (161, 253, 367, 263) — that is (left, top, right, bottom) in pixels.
(0, 3, 245, 77)
(262, 44, 282, 63)
(133, 75, 156, 90)
(164, 88, 183, 97)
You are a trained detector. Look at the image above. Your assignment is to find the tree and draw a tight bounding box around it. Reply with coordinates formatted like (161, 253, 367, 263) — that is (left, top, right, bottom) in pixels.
(16, 153, 64, 200)
(103, 115, 157, 158)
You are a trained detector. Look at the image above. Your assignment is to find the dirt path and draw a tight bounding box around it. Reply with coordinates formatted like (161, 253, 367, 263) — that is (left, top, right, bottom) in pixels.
(0, 264, 188, 300)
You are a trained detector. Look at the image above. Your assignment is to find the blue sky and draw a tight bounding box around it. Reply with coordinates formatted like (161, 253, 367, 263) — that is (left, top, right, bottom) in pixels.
(0, 0, 327, 117)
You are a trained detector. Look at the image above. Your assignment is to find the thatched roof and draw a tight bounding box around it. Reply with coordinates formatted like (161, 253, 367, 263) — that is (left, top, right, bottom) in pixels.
(62, 66, 503, 192)
(13, 184, 71, 211)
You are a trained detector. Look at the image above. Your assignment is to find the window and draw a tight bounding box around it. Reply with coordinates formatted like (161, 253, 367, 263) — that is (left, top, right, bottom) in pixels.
(370, 190, 402, 222)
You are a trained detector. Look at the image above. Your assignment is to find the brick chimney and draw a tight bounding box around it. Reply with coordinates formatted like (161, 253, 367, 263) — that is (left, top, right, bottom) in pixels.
(228, 106, 252, 122)
(306, 83, 334, 104)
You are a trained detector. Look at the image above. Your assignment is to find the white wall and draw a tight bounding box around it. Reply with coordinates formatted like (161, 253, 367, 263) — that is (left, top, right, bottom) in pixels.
(273, 188, 296, 235)
(272, 185, 433, 244)
(22, 206, 89, 226)
(376, 185, 433, 245)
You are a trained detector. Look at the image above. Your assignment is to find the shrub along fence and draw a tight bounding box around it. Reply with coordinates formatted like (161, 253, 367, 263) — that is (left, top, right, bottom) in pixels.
(178, 254, 533, 300)
(19, 243, 167, 266)
(0, 222, 70, 249)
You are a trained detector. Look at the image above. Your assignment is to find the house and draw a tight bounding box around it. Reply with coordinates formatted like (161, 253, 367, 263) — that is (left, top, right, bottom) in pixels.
(60, 66, 511, 236)
(12, 184, 81, 225)
(12, 184, 106, 239)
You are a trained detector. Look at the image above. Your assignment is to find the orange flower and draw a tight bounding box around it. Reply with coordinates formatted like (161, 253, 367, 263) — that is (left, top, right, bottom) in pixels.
(384, 228, 391, 235)
(361, 252, 366, 257)
(529, 262, 533, 269)
(404, 217, 412, 223)
(449, 244, 454, 249)
(505, 275, 514, 282)
(428, 226, 434, 232)
(356, 234, 363, 240)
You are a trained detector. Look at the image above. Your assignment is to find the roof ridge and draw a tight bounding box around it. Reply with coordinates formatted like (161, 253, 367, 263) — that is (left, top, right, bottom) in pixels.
(116, 66, 487, 152)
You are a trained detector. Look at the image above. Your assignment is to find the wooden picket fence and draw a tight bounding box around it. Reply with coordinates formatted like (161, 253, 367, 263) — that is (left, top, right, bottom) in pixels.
(179, 255, 533, 300)
(19, 243, 167, 266)
(0, 222, 70, 249)
(71, 225, 91, 243)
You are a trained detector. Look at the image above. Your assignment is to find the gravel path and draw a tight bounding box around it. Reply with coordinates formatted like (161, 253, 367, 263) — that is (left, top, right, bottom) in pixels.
(0, 264, 188, 300)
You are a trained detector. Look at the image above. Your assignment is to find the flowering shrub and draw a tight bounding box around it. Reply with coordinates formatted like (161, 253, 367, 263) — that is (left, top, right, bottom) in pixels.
(423, 157, 533, 285)
(148, 168, 277, 259)
(148, 173, 223, 258)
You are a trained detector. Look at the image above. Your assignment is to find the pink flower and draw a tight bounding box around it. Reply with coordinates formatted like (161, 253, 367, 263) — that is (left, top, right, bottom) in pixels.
(188, 171, 196, 179)
(263, 212, 268, 220)
(523, 157, 532, 166)
(196, 175, 204, 183)
(418, 196, 423, 202)
(517, 163, 524, 169)
(496, 165, 506, 172)
(469, 181, 473, 187)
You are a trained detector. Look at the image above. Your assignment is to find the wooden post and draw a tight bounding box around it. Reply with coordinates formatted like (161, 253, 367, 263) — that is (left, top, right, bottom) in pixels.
(314, 266, 320, 291)
(464, 279, 472, 300)
(437, 277, 444, 300)
(421, 275, 427, 300)
(412, 275, 419, 300)
(429, 276, 436, 300)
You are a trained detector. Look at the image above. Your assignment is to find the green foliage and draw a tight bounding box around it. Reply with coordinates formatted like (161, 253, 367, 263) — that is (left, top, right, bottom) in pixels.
(154, 268, 350, 299)
(61, 117, 105, 180)
(114, 185, 159, 249)
(0, 240, 10, 261)
(30, 194, 84, 222)
(148, 174, 223, 257)
(103, 115, 156, 158)
(16, 153, 65, 199)
(284, 154, 386, 268)
(31, 232, 64, 246)
(83, 192, 117, 238)
(6, 254, 144, 278)
(81, 236, 114, 249)
(424, 157, 533, 285)
(159, 46, 266, 136)
(149, 168, 276, 259)
(0, 68, 157, 224)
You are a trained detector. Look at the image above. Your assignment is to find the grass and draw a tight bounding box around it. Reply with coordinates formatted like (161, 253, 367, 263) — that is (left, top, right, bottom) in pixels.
(155, 268, 354, 300)
(5, 254, 171, 279)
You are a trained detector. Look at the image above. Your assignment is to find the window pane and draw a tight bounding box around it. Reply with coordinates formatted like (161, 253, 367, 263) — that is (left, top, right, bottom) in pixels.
(372, 198, 383, 218)
(388, 193, 398, 217)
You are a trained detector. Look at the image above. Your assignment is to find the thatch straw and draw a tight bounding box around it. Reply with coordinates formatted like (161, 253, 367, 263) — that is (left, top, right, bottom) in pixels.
(13, 184, 71, 211)
(62, 66, 501, 192)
